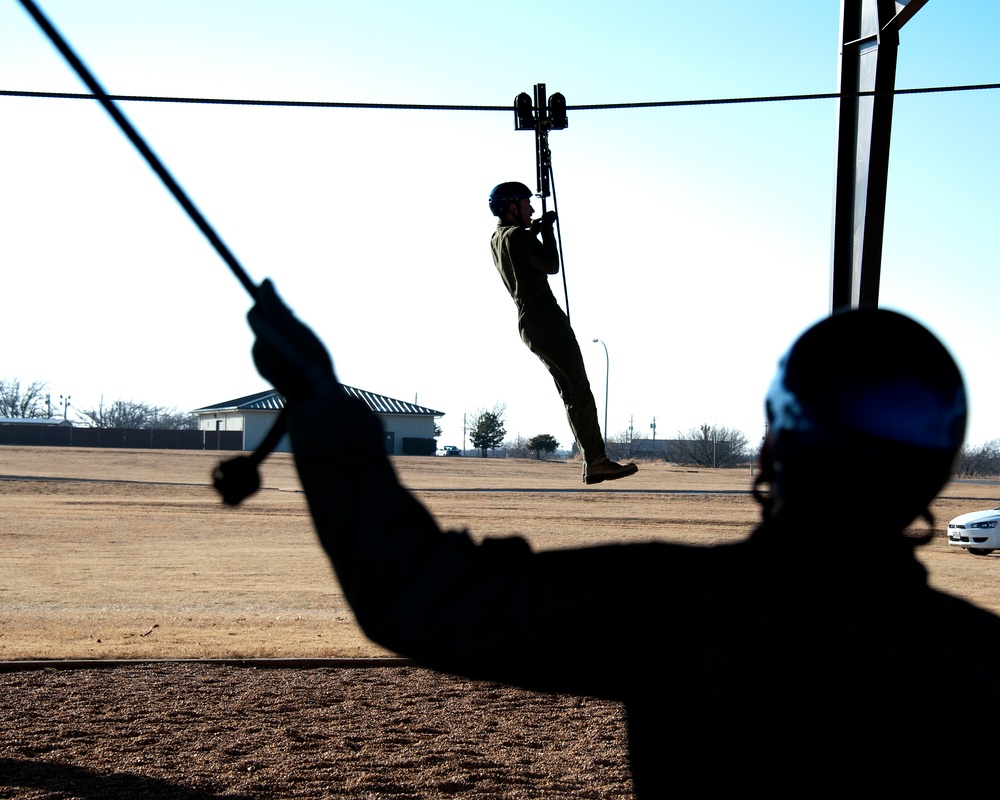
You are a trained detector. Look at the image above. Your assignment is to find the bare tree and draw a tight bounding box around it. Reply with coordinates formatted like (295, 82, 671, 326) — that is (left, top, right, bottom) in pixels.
(0, 378, 49, 418)
(956, 440, 1000, 478)
(76, 398, 196, 430)
(150, 408, 198, 430)
(607, 426, 642, 462)
(503, 434, 530, 459)
(674, 424, 751, 468)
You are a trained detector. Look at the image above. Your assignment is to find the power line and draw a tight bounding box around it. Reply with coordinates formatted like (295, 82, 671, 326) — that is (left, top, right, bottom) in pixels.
(1, 82, 998, 112)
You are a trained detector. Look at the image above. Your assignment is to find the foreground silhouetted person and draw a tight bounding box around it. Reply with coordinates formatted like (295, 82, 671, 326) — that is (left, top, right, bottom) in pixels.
(488, 181, 636, 484)
(248, 281, 1000, 797)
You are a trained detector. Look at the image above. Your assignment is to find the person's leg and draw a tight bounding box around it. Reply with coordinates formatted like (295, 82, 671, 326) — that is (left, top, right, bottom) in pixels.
(535, 342, 604, 463)
(520, 314, 637, 483)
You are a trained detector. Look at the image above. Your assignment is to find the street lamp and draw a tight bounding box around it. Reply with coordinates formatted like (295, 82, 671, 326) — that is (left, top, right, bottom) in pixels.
(592, 339, 609, 447)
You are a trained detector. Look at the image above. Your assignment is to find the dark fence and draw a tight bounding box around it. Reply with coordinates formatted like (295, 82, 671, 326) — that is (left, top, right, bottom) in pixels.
(0, 424, 244, 451)
(402, 437, 437, 456)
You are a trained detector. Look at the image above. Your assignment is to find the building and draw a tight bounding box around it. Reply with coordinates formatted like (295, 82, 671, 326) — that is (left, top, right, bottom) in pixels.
(0, 416, 73, 446)
(192, 387, 444, 454)
(0, 417, 73, 427)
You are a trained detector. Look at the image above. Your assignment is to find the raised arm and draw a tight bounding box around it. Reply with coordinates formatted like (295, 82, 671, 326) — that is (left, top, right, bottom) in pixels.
(246, 280, 678, 696)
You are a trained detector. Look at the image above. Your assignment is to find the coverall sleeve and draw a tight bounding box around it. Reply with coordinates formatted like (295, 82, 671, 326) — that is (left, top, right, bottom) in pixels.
(285, 385, 677, 699)
(510, 226, 559, 275)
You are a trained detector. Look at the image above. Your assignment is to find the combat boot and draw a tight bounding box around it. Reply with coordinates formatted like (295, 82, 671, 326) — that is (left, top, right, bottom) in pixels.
(584, 455, 638, 485)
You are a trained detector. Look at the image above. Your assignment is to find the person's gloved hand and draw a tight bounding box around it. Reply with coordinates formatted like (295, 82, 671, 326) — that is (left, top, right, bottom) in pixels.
(541, 210, 558, 227)
(248, 279, 337, 403)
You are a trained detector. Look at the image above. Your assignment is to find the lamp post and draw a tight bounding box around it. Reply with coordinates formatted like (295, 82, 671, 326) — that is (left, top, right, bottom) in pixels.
(592, 338, 609, 448)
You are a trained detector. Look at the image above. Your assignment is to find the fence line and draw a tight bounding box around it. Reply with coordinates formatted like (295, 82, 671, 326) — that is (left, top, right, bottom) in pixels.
(0, 424, 243, 451)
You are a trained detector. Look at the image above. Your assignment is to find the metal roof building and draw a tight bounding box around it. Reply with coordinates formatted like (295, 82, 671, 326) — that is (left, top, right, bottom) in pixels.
(192, 387, 444, 455)
(0, 417, 74, 426)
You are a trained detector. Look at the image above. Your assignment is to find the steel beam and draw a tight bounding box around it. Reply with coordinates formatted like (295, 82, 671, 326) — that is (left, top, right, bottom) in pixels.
(829, 0, 928, 312)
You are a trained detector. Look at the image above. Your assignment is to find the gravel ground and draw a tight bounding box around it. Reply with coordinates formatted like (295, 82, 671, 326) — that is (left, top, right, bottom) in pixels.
(0, 663, 634, 799)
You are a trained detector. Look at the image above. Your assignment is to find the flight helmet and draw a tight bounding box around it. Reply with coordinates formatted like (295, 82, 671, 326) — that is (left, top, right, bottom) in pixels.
(489, 182, 533, 217)
(762, 307, 966, 528)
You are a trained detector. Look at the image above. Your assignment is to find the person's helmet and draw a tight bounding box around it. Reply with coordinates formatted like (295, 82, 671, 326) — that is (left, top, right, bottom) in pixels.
(489, 182, 532, 217)
(762, 308, 966, 529)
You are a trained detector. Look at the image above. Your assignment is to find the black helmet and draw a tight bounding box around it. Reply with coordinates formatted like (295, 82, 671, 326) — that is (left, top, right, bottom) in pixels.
(763, 308, 966, 528)
(489, 181, 532, 217)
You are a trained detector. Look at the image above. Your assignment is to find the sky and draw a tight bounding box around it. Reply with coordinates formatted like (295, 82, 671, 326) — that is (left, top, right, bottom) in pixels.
(1, 1, 997, 452)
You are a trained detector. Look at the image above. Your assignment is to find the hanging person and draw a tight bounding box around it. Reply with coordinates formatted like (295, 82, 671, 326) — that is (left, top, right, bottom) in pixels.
(487, 181, 637, 484)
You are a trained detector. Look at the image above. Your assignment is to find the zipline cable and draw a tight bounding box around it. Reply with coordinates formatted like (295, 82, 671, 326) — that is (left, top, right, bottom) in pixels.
(2, 82, 998, 111)
(15, 1, 257, 299)
(18, 0, 285, 506)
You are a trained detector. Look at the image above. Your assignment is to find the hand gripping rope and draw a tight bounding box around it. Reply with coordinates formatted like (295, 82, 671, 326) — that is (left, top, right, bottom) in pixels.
(19, 0, 285, 506)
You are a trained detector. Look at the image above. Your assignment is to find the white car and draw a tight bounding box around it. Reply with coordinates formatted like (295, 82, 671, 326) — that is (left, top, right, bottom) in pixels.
(948, 507, 1000, 556)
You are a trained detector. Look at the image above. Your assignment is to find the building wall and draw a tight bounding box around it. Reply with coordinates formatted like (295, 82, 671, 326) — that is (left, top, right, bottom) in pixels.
(197, 412, 244, 433)
(195, 409, 437, 455)
(379, 413, 437, 455)
(243, 410, 291, 453)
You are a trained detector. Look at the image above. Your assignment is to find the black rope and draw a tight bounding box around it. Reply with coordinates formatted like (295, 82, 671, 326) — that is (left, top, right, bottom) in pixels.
(548, 163, 569, 326)
(14, 1, 258, 298)
(2, 82, 998, 111)
(18, 0, 280, 507)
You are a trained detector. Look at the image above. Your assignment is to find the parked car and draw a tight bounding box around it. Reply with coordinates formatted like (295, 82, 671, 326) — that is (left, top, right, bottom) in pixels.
(947, 507, 1000, 555)
(436, 445, 461, 457)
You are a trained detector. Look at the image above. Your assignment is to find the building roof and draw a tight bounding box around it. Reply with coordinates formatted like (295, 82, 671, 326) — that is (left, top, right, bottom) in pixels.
(193, 390, 284, 413)
(0, 417, 73, 426)
(193, 387, 444, 417)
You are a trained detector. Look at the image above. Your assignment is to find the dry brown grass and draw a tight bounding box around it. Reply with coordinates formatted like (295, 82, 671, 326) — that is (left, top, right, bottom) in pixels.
(2, 445, 999, 661)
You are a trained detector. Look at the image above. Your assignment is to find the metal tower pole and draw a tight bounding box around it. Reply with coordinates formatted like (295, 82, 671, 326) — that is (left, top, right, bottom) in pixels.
(829, 0, 929, 312)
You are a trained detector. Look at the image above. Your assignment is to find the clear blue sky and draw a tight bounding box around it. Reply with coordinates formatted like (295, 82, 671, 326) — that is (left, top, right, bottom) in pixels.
(1, 1, 997, 450)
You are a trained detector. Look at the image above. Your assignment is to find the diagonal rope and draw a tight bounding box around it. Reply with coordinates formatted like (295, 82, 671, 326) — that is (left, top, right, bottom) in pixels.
(15, 0, 259, 299)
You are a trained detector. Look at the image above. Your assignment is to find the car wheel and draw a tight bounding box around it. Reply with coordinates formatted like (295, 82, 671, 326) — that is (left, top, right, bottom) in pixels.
(968, 548, 994, 556)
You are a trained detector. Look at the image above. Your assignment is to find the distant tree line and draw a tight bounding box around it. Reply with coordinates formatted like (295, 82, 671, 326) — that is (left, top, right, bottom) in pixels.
(955, 440, 1000, 478)
(669, 425, 753, 468)
(77, 397, 197, 430)
(463, 398, 1000, 477)
(502, 433, 560, 460)
(0, 378, 49, 418)
(1, 377, 196, 429)
(605, 424, 755, 468)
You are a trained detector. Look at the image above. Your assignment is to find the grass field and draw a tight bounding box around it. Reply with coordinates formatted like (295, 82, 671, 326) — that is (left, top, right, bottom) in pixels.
(2, 445, 999, 661)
